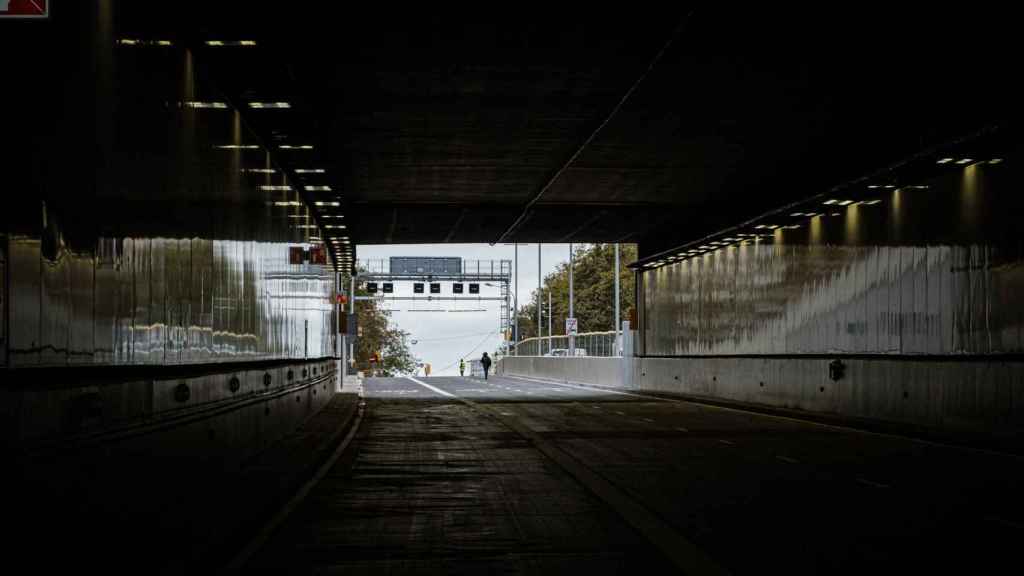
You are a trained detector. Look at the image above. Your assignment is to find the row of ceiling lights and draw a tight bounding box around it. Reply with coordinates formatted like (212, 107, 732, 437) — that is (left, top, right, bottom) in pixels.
(118, 38, 258, 47)
(641, 156, 1006, 270)
(119, 36, 353, 269)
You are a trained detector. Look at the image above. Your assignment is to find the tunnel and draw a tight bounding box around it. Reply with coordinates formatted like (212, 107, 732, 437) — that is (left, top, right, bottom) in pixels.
(2, 3, 1023, 574)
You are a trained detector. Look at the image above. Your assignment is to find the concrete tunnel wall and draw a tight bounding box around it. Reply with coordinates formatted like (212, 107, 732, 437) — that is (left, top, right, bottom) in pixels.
(497, 355, 1024, 438)
(501, 142, 1024, 439)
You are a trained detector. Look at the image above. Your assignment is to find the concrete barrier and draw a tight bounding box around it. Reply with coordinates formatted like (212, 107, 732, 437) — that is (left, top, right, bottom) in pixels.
(498, 356, 623, 388)
(499, 355, 1024, 440)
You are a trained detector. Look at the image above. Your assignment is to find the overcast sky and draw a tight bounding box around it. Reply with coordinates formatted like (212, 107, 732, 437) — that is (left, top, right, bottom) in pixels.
(358, 243, 579, 376)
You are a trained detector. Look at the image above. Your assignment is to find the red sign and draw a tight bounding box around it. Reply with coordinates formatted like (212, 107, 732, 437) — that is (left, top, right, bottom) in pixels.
(1, 0, 49, 18)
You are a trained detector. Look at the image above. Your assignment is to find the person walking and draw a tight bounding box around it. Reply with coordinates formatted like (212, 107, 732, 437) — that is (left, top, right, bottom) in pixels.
(459, 359, 466, 377)
(480, 352, 492, 380)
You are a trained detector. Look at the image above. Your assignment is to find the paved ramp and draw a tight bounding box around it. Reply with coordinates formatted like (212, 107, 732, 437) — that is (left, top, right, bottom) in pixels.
(247, 375, 1024, 574)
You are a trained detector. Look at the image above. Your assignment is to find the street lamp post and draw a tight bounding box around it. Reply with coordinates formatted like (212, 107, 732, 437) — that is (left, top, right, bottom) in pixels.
(614, 243, 620, 355)
(568, 243, 574, 356)
(537, 243, 542, 355)
(513, 243, 518, 356)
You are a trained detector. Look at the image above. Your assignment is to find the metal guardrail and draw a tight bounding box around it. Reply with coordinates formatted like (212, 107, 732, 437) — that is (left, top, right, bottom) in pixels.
(469, 359, 489, 378)
(512, 331, 632, 357)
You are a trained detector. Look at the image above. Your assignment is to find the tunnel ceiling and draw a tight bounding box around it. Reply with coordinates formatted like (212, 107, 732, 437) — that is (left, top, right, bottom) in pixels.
(109, 5, 1017, 251)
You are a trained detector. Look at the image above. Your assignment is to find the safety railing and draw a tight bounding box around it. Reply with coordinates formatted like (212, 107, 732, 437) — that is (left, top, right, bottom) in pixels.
(469, 359, 486, 378)
(512, 331, 629, 357)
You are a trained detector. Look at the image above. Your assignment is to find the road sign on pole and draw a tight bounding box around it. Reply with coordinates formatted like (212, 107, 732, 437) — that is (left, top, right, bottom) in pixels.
(565, 317, 578, 336)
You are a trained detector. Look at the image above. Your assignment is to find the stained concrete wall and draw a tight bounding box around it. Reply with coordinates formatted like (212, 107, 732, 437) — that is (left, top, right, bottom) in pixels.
(3, 358, 338, 453)
(634, 356, 1024, 437)
(498, 355, 1024, 438)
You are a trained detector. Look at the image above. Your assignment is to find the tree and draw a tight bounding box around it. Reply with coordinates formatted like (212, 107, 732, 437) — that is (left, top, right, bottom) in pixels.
(354, 280, 419, 376)
(516, 244, 637, 340)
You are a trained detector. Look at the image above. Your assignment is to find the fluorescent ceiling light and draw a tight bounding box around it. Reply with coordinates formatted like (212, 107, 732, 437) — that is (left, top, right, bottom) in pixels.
(314, 201, 340, 206)
(258, 185, 291, 191)
(955, 158, 973, 165)
(215, 144, 260, 150)
(118, 39, 173, 46)
(184, 101, 227, 109)
(206, 40, 257, 47)
(837, 200, 854, 206)
(860, 199, 882, 205)
(273, 201, 301, 206)
(248, 102, 291, 109)
(304, 185, 332, 191)
(823, 199, 839, 205)
(937, 158, 954, 164)
(279, 144, 314, 150)
(989, 158, 1003, 165)
(294, 169, 326, 174)
(243, 168, 275, 173)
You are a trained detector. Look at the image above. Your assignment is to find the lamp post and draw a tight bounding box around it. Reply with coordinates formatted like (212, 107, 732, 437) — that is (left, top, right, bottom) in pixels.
(614, 243, 620, 355)
(568, 243, 574, 356)
(537, 243, 542, 354)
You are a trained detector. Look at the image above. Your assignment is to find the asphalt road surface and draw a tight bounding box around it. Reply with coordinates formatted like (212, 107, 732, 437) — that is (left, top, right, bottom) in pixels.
(247, 374, 1024, 574)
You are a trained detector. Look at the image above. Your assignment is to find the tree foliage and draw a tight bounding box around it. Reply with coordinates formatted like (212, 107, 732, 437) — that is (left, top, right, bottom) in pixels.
(515, 244, 636, 340)
(354, 282, 419, 376)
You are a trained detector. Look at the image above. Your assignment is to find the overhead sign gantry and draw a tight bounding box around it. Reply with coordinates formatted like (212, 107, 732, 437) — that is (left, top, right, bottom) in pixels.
(349, 257, 514, 349)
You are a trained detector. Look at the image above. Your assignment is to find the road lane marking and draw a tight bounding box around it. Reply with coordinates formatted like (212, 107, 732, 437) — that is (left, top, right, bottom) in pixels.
(408, 375, 727, 575)
(775, 456, 799, 464)
(404, 376, 457, 398)
(503, 374, 654, 399)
